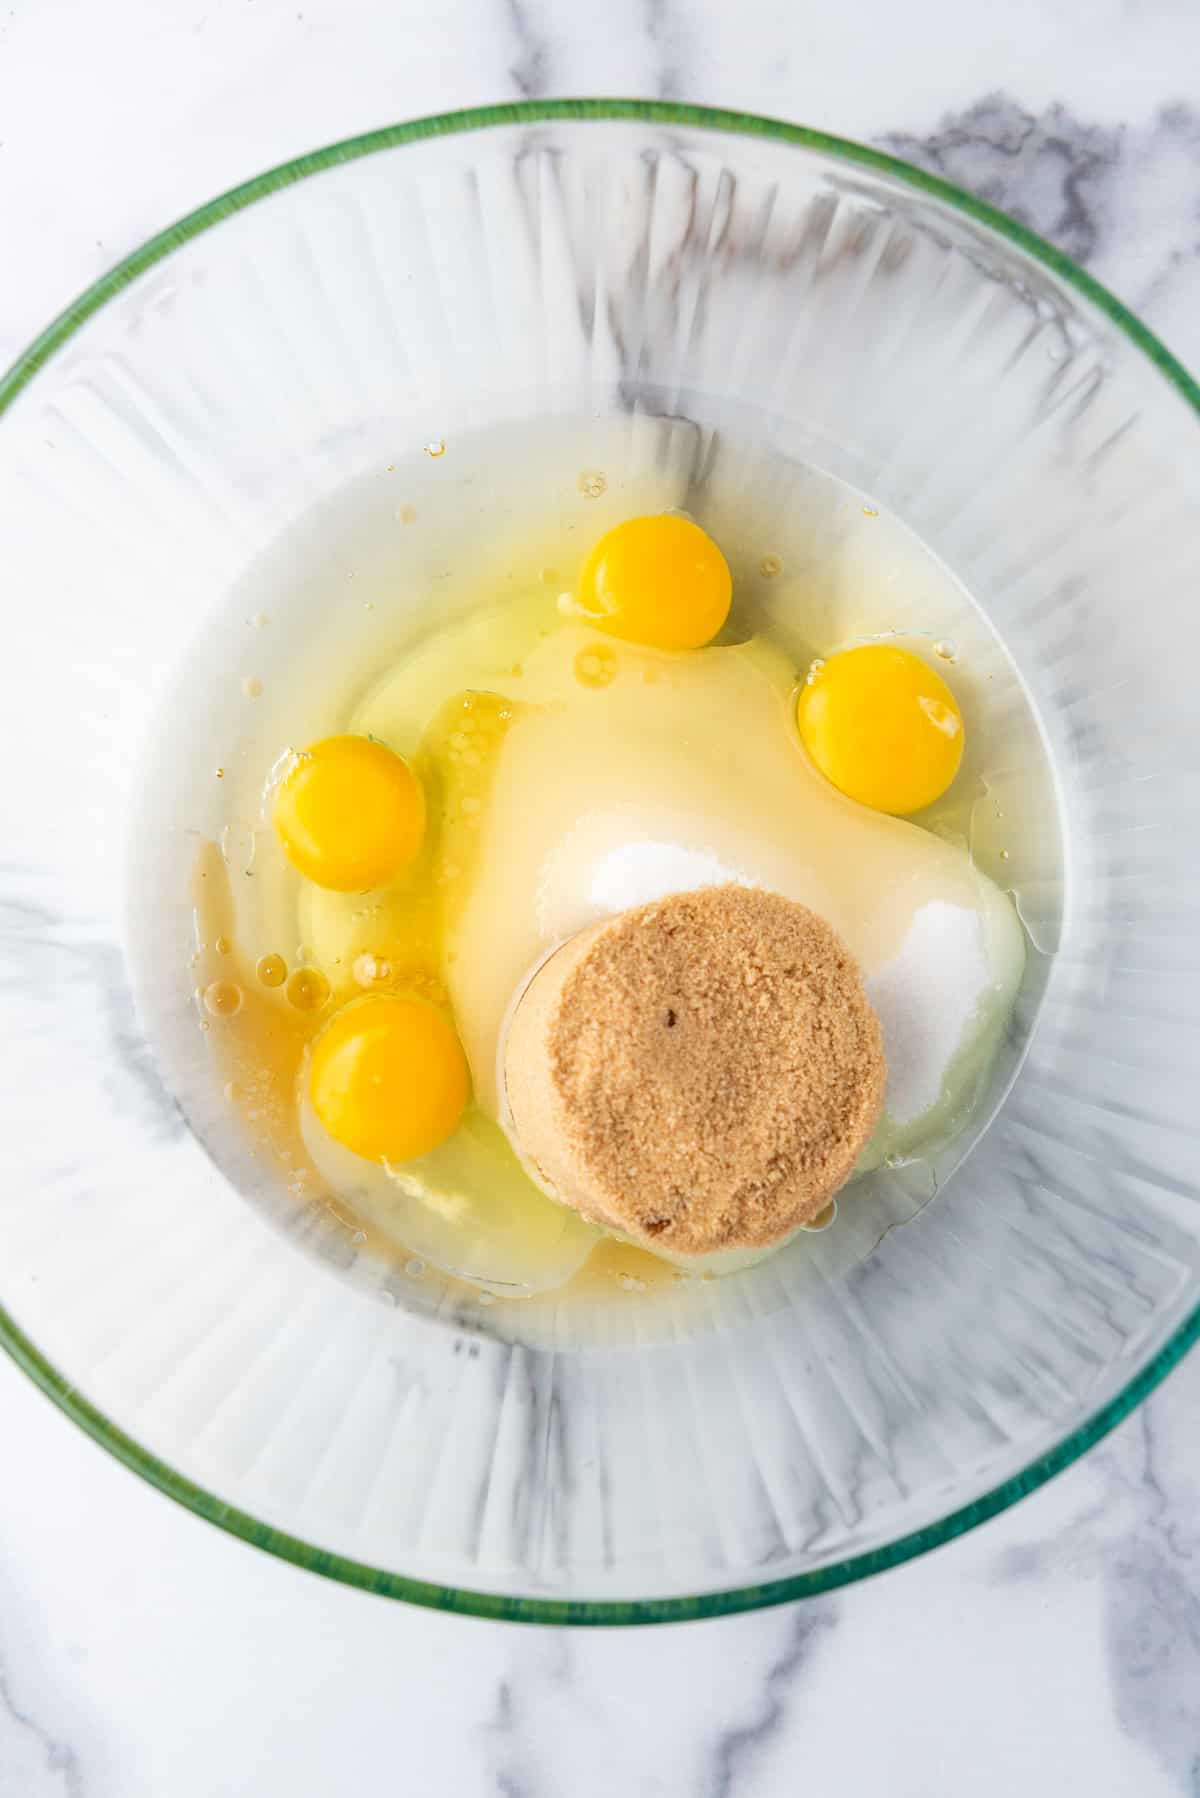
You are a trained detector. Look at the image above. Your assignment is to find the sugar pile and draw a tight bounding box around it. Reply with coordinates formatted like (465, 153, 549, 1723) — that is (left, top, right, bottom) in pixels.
(865, 901, 993, 1124)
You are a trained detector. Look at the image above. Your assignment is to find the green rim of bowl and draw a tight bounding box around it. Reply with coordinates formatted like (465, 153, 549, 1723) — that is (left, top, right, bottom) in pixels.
(2, 99, 1198, 1626)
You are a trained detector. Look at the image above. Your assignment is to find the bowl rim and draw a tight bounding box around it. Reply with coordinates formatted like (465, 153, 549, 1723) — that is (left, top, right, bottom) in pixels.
(2, 97, 1197, 1626)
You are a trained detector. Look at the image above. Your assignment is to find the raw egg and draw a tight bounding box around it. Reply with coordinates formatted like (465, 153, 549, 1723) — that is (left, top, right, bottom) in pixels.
(576, 514, 732, 650)
(796, 644, 964, 815)
(308, 992, 469, 1163)
(274, 734, 425, 891)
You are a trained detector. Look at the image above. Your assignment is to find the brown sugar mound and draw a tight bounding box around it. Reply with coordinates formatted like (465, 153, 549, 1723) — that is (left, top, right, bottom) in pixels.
(503, 885, 886, 1255)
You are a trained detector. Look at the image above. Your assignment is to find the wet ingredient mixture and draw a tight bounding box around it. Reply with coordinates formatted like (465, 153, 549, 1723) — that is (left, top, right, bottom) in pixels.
(189, 498, 1026, 1300)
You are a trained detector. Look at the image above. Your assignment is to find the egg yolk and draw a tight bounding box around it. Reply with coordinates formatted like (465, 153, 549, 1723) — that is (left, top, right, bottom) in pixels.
(796, 644, 965, 815)
(309, 993, 470, 1163)
(274, 735, 424, 891)
(576, 514, 732, 650)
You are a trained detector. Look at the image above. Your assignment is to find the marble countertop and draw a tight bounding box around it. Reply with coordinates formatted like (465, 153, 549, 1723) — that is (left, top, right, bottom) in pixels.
(3, 3, 1200, 1794)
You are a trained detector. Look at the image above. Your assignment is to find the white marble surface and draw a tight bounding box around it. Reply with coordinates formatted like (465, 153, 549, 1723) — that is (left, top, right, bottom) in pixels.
(3, 2, 1200, 1793)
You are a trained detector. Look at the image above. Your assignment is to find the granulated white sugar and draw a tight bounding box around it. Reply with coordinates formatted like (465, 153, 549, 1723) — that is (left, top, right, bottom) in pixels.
(865, 901, 991, 1124)
(586, 840, 745, 913)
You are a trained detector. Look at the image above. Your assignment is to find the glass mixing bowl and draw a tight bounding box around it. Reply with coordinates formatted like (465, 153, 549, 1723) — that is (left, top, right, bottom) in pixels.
(2, 102, 1198, 1624)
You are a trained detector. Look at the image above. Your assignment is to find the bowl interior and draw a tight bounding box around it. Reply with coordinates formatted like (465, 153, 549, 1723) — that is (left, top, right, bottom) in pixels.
(2, 106, 1198, 1620)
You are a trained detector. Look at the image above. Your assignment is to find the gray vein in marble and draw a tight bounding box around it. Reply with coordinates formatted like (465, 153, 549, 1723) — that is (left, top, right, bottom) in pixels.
(883, 94, 1121, 265)
(880, 94, 1200, 365)
(0, 885, 183, 1144)
(482, 1638, 571, 1798)
(489, 1680, 524, 1798)
(704, 1605, 837, 1798)
(1097, 100, 1200, 360)
(503, 0, 550, 99)
(985, 1382, 1200, 1796)
(96, 942, 185, 1141)
(1105, 1406, 1200, 1798)
(0, 1652, 84, 1798)
(644, 0, 691, 101)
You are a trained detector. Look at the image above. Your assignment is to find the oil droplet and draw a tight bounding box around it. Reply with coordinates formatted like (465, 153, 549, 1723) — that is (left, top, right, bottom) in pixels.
(577, 469, 607, 499)
(398, 503, 417, 524)
(353, 953, 392, 987)
(215, 767, 225, 780)
(933, 639, 957, 662)
(404, 1256, 426, 1279)
(203, 979, 243, 1018)
(214, 935, 231, 956)
(574, 642, 618, 689)
(286, 967, 330, 1011)
(222, 1080, 238, 1103)
(862, 504, 879, 517)
(802, 1200, 837, 1232)
(424, 440, 446, 458)
(805, 657, 826, 687)
(249, 612, 270, 629)
(538, 566, 560, 586)
(256, 952, 287, 988)
(386, 463, 396, 472)
(242, 675, 263, 699)
(1000, 848, 1011, 862)
(759, 554, 783, 578)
